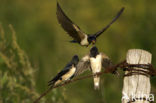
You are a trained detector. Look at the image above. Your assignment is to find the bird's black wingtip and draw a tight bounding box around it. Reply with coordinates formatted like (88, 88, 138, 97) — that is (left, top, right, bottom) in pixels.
(56, 1, 59, 6)
(57, 2, 59, 6)
(113, 6, 125, 21)
(56, 1, 62, 18)
(121, 7, 125, 10)
(121, 7, 125, 11)
(56, 1, 61, 10)
(92, 6, 125, 38)
(120, 7, 125, 13)
(115, 7, 125, 20)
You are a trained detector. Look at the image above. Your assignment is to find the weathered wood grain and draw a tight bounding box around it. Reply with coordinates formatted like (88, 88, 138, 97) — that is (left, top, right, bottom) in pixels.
(122, 49, 152, 103)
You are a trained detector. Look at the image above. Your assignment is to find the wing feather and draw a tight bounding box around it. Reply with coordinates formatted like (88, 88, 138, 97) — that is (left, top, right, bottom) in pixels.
(94, 7, 125, 38)
(48, 64, 71, 86)
(75, 55, 90, 76)
(57, 3, 86, 42)
(101, 53, 113, 68)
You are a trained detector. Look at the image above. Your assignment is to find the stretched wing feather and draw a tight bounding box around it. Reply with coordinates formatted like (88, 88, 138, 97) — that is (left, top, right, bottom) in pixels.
(57, 2, 85, 42)
(100, 53, 113, 68)
(75, 55, 90, 76)
(101, 53, 119, 75)
(94, 7, 125, 38)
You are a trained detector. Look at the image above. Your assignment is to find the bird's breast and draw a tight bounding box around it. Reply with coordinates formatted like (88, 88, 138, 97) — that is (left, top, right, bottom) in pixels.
(62, 66, 76, 81)
(90, 55, 102, 73)
(80, 35, 89, 46)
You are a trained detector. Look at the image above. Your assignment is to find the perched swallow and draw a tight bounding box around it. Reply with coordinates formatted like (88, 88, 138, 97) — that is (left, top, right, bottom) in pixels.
(75, 46, 112, 89)
(48, 55, 79, 87)
(57, 2, 124, 47)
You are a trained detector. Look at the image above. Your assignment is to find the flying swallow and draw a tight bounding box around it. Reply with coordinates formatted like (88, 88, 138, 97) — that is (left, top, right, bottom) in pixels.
(57, 2, 125, 47)
(48, 55, 79, 87)
(75, 46, 112, 89)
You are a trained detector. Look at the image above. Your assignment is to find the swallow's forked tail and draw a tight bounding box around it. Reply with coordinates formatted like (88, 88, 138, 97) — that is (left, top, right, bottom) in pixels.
(48, 80, 55, 88)
(93, 75, 100, 90)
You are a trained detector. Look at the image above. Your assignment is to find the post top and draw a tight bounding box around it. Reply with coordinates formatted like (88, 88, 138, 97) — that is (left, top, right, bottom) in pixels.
(126, 49, 152, 64)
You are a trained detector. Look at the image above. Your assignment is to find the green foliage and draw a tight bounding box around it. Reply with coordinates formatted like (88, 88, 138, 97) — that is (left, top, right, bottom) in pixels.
(0, 25, 38, 102)
(0, 25, 64, 103)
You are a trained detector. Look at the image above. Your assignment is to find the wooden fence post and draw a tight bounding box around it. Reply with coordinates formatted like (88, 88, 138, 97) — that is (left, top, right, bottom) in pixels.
(122, 49, 152, 103)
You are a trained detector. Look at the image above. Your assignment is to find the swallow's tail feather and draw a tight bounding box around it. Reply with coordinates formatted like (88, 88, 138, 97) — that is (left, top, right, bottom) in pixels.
(93, 76, 100, 90)
(48, 80, 55, 87)
(48, 79, 62, 88)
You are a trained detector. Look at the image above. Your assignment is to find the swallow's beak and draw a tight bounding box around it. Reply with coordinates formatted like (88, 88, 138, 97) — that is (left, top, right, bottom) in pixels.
(92, 40, 96, 44)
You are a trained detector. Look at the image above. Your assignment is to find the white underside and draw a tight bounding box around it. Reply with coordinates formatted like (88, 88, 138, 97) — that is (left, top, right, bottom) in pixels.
(80, 35, 89, 46)
(90, 54, 102, 73)
(54, 66, 76, 86)
(62, 66, 76, 81)
(90, 54, 102, 89)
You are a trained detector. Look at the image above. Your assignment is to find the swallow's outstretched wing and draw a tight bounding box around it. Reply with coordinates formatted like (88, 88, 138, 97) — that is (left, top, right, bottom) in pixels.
(75, 55, 91, 76)
(101, 53, 113, 68)
(93, 7, 125, 38)
(57, 2, 86, 43)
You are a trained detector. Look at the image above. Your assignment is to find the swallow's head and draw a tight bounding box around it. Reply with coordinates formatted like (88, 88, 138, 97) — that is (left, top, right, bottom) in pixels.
(71, 55, 79, 65)
(88, 36, 96, 45)
(90, 46, 99, 57)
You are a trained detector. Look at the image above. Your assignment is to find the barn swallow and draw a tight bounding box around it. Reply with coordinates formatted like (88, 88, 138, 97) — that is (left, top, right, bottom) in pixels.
(57, 2, 124, 47)
(75, 46, 112, 90)
(48, 55, 79, 87)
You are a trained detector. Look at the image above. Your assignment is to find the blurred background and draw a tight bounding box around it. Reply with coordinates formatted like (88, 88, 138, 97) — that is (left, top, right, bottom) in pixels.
(0, 0, 156, 103)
